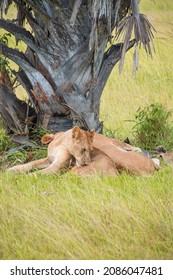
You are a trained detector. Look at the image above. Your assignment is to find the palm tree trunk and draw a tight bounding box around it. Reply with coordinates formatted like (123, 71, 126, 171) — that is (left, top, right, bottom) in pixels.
(0, 0, 135, 133)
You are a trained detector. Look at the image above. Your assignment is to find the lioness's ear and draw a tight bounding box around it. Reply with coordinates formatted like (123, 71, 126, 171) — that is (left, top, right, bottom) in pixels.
(41, 134, 54, 145)
(72, 126, 81, 139)
(89, 129, 95, 142)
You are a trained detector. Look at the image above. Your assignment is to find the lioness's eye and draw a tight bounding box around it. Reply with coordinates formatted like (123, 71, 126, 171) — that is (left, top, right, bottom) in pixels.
(81, 148, 86, 154)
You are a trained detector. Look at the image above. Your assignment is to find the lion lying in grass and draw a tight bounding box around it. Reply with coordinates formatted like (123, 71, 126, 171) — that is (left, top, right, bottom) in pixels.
(40, 129, 159, 176)
(8, 127, 159, 176)
(8, 127, 95, 174)
(71, 148, 119, 176)
(92, 133, 160, 175)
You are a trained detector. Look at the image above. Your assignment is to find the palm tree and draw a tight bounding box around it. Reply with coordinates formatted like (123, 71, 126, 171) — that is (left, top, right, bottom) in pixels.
(0, 0, 155, 133)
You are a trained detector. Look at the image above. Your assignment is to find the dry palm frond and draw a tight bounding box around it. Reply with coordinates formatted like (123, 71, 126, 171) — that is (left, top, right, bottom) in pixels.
(0, 0, 26, 27)
(70, 0, 83, 27)
(89, 0, 113, 50)
(114, 0, 121, 26)
(116, 0, 156, 74)
(0, 0, 12, 17)
(16, 3, 26, 27)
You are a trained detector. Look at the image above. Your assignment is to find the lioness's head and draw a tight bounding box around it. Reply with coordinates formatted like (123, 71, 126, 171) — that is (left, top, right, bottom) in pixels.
(70, 126, 95, 166)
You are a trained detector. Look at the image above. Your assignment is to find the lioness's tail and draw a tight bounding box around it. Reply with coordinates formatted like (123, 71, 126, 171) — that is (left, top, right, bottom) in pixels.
(41, 134, 54, 145)
(151, 158, 160, 171)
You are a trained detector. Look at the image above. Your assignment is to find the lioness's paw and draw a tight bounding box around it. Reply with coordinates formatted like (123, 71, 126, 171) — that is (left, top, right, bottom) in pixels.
(8, 166, 24, 173)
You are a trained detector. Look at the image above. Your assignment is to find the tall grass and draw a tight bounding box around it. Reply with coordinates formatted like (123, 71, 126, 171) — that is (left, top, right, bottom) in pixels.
(0, 169, 173, 260)
(0, 0, 173, 260)
(101, 1, 173, 141)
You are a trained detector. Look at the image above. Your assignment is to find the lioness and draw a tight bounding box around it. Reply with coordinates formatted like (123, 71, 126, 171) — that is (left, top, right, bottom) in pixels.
(41, 130, 159, 175)
(8, 127, 95, 174)
(92, 134, 160, 175)
(71, 148, 119, 176)
(159, 152, 173, 164)
(41, 133, 119, 176)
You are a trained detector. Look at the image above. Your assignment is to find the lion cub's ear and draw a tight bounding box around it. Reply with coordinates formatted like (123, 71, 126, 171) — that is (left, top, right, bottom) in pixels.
(72, 126, 81, 139)
(88, 129, 95, 142)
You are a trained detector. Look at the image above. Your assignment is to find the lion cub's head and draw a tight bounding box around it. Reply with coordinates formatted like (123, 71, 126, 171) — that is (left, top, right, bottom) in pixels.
(70, 126, 95, 166)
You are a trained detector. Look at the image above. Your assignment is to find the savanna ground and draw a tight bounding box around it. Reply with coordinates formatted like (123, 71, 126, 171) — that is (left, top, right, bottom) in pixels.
(0, 0, 173, 260)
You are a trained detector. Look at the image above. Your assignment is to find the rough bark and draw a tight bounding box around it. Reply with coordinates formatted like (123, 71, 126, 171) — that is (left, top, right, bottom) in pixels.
(0, 0, 135, 133)
(0, 84, 35, 132)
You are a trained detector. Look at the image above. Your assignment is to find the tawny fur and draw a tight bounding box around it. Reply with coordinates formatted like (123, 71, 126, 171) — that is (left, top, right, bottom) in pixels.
(8, 129, 159, 176)
(92, 134, 159, 175)
(71, 148, 119, 176)
(41, 131, 159, 175)
(159, 152, 173, 164)
(8, 127, 94, 174)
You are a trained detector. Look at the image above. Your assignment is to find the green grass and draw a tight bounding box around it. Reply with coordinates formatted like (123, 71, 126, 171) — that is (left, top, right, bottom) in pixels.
(0, 0, 173, 260)
(101, 2, 173, 141)
(0, 168, 173, 260)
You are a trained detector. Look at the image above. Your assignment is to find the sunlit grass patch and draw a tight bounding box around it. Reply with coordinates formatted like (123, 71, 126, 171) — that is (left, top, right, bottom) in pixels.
(101, 7, 173, 141)
(0, 168, 173, 260)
